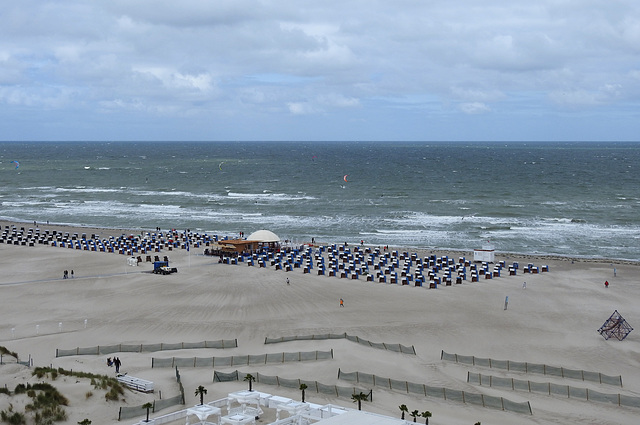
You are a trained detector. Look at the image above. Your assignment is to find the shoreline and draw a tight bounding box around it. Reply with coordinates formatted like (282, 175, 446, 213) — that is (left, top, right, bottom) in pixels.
(2, 218, 638, 266)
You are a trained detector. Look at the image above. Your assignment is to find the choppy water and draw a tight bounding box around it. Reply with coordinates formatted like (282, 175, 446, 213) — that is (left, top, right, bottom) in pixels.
(0, 141, 638, 260)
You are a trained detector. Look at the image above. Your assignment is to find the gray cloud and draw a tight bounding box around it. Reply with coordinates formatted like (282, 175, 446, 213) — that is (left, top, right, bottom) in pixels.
(0, 0, 639, 141)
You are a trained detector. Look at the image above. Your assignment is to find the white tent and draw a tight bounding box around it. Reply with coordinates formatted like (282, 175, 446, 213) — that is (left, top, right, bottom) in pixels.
(246, 230, 280, 242)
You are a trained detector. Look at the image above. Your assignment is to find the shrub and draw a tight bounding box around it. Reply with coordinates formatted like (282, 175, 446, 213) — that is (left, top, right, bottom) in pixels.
(85, 391, 93, 399)
(34, 405, 67, 425)
(1, 406, 26, 425)
(13, 384, 28, 394)
(105, 387, 120, 401)
(0, 387, 10, 395)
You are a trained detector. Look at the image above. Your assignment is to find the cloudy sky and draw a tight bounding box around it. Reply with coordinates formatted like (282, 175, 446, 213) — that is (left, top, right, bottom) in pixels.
(1, 1, 639, 142)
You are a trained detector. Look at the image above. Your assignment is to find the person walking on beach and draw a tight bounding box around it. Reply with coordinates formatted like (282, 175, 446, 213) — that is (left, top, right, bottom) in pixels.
(522, 281, 526, 289)
(340, 298, 344, 307)
(605, 280, 609, 288)
(71, 270, 74, 278)
(286, 278, 290, 285)
(114, 357, 121, 373)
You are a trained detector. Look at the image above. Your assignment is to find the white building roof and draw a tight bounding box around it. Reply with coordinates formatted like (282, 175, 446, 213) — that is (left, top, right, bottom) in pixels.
(312, 410, 408, 425)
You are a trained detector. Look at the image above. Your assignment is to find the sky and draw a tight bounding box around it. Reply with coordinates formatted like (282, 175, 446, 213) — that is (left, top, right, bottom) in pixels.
(1, 1, 639, 142)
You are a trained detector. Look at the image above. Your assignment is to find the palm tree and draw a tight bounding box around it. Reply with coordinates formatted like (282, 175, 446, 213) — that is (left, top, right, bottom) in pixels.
(421, 410, 432, 424)
(142, 402, 153, 422)
(244, 373, 255, 392)
(195, 385, 207, 405)
(410, 410, 419, 422)
(299, 383, 308, 403)
(399, 404, 408, 420)
(351, 392, 369, 411)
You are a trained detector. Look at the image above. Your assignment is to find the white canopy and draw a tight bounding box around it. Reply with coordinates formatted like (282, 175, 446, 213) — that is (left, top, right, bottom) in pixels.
(246, 230, 279, 242)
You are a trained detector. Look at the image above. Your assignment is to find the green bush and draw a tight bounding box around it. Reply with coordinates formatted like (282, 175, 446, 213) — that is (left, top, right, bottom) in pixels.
(34, 405, 67, 425)
(13, 384, 28, 394)
(0, 408, 26, 425)
(0, 387, 10, 395)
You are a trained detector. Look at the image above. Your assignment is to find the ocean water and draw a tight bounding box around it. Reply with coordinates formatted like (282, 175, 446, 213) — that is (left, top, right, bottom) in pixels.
(0, 141, 638, 261)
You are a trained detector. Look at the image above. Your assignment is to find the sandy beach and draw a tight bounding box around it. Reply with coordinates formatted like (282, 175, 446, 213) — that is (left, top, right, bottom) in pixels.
(1, 220, 640, 425)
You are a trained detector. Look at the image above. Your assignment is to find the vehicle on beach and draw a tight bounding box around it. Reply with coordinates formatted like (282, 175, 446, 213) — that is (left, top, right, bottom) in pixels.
(152, 261, 177, 275)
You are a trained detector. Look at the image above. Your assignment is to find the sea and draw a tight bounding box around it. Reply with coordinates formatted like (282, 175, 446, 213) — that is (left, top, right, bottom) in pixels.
(0, 141, 638, 261)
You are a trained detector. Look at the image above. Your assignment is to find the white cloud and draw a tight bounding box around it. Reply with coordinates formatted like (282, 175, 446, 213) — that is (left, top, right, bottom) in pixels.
(287, 102, 318, 115)
(1, 1, 639, 140)
(459, 102, 491, 114)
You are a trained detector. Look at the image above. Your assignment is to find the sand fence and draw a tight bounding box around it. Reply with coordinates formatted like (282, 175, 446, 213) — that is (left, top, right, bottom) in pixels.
(152, 350, 333, 368)
(55, 339, 238, 357)
(118, 366, 185, 421)
(467, 372, 640, 409)
(213, 369, 366, 399)
(264, 332, 416, 355)
(441, 350, 623, 386)
(337, 369, 532, 415)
